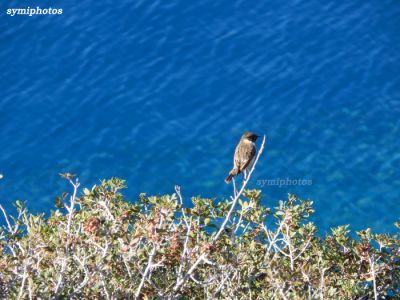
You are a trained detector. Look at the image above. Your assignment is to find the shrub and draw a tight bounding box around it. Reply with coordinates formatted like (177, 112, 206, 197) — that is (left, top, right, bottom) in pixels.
(1, 176, 399, 299)
(0, 138, 399, 299)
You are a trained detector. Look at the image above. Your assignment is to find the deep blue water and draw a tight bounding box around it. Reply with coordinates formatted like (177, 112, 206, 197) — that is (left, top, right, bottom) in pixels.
(1, 0, 399, 234)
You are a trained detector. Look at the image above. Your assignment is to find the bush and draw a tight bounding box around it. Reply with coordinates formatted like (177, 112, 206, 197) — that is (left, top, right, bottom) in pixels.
(1, 138, 399, 299)
(0, 175, 399, 299)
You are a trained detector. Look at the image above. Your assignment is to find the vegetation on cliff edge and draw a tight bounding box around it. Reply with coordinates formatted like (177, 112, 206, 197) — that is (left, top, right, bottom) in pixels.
(0, 175, 399, 299)
(1, 138, 399, 299)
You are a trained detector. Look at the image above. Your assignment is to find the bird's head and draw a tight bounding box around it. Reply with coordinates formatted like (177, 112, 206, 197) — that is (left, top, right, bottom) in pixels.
(242, 131, 260, 142)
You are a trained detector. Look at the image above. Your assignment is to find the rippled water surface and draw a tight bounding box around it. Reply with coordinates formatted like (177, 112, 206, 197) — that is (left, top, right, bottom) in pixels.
(1, 0, 399, 233)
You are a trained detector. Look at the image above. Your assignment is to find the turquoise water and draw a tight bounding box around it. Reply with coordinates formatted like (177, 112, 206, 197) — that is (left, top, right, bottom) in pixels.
(0, 0, 399, 233)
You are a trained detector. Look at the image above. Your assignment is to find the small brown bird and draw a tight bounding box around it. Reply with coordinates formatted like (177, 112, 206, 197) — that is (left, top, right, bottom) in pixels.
(225, 132, 259, 183)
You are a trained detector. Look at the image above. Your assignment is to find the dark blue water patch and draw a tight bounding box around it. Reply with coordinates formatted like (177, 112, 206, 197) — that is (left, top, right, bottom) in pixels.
(0, 0, 399, 234)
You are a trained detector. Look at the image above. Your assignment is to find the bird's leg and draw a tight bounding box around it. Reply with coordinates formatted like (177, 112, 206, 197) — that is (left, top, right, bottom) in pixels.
(243, 169, 248, 182)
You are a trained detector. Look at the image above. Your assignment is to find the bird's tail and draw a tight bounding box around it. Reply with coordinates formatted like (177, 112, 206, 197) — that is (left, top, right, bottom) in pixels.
(225, 168, 238, 184)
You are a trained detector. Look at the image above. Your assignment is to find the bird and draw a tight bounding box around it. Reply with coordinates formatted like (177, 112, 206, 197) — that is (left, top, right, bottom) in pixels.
(225, 132, 260, 183)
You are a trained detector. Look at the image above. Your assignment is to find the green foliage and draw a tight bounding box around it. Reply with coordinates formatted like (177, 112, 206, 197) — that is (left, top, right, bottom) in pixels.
(0, 178, 399, 299)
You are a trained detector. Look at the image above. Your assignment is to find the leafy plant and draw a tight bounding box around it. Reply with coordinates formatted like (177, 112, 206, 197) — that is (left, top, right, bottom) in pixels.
(0, 137, 399, 299)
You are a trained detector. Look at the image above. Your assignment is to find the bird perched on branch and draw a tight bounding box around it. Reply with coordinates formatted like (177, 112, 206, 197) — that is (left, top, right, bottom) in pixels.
(225, 131, 260, 183)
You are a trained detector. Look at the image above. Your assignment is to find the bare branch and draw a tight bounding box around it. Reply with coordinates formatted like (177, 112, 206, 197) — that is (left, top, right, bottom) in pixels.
(214, 135, 266, 241)
(135, 245, 157, 299)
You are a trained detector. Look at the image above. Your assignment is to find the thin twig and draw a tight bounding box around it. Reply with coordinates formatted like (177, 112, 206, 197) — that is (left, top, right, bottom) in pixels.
(172, 135, 267, 294)
(175, 185, 189, 227)
(0, 204, 13, 233)
(368, 254, 378, 300)
(214, 135, 266, 241)
(135, 245, 157, 299)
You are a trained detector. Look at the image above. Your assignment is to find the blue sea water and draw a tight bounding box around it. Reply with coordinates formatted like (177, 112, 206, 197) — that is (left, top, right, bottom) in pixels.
(0, 0, 399, 234)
